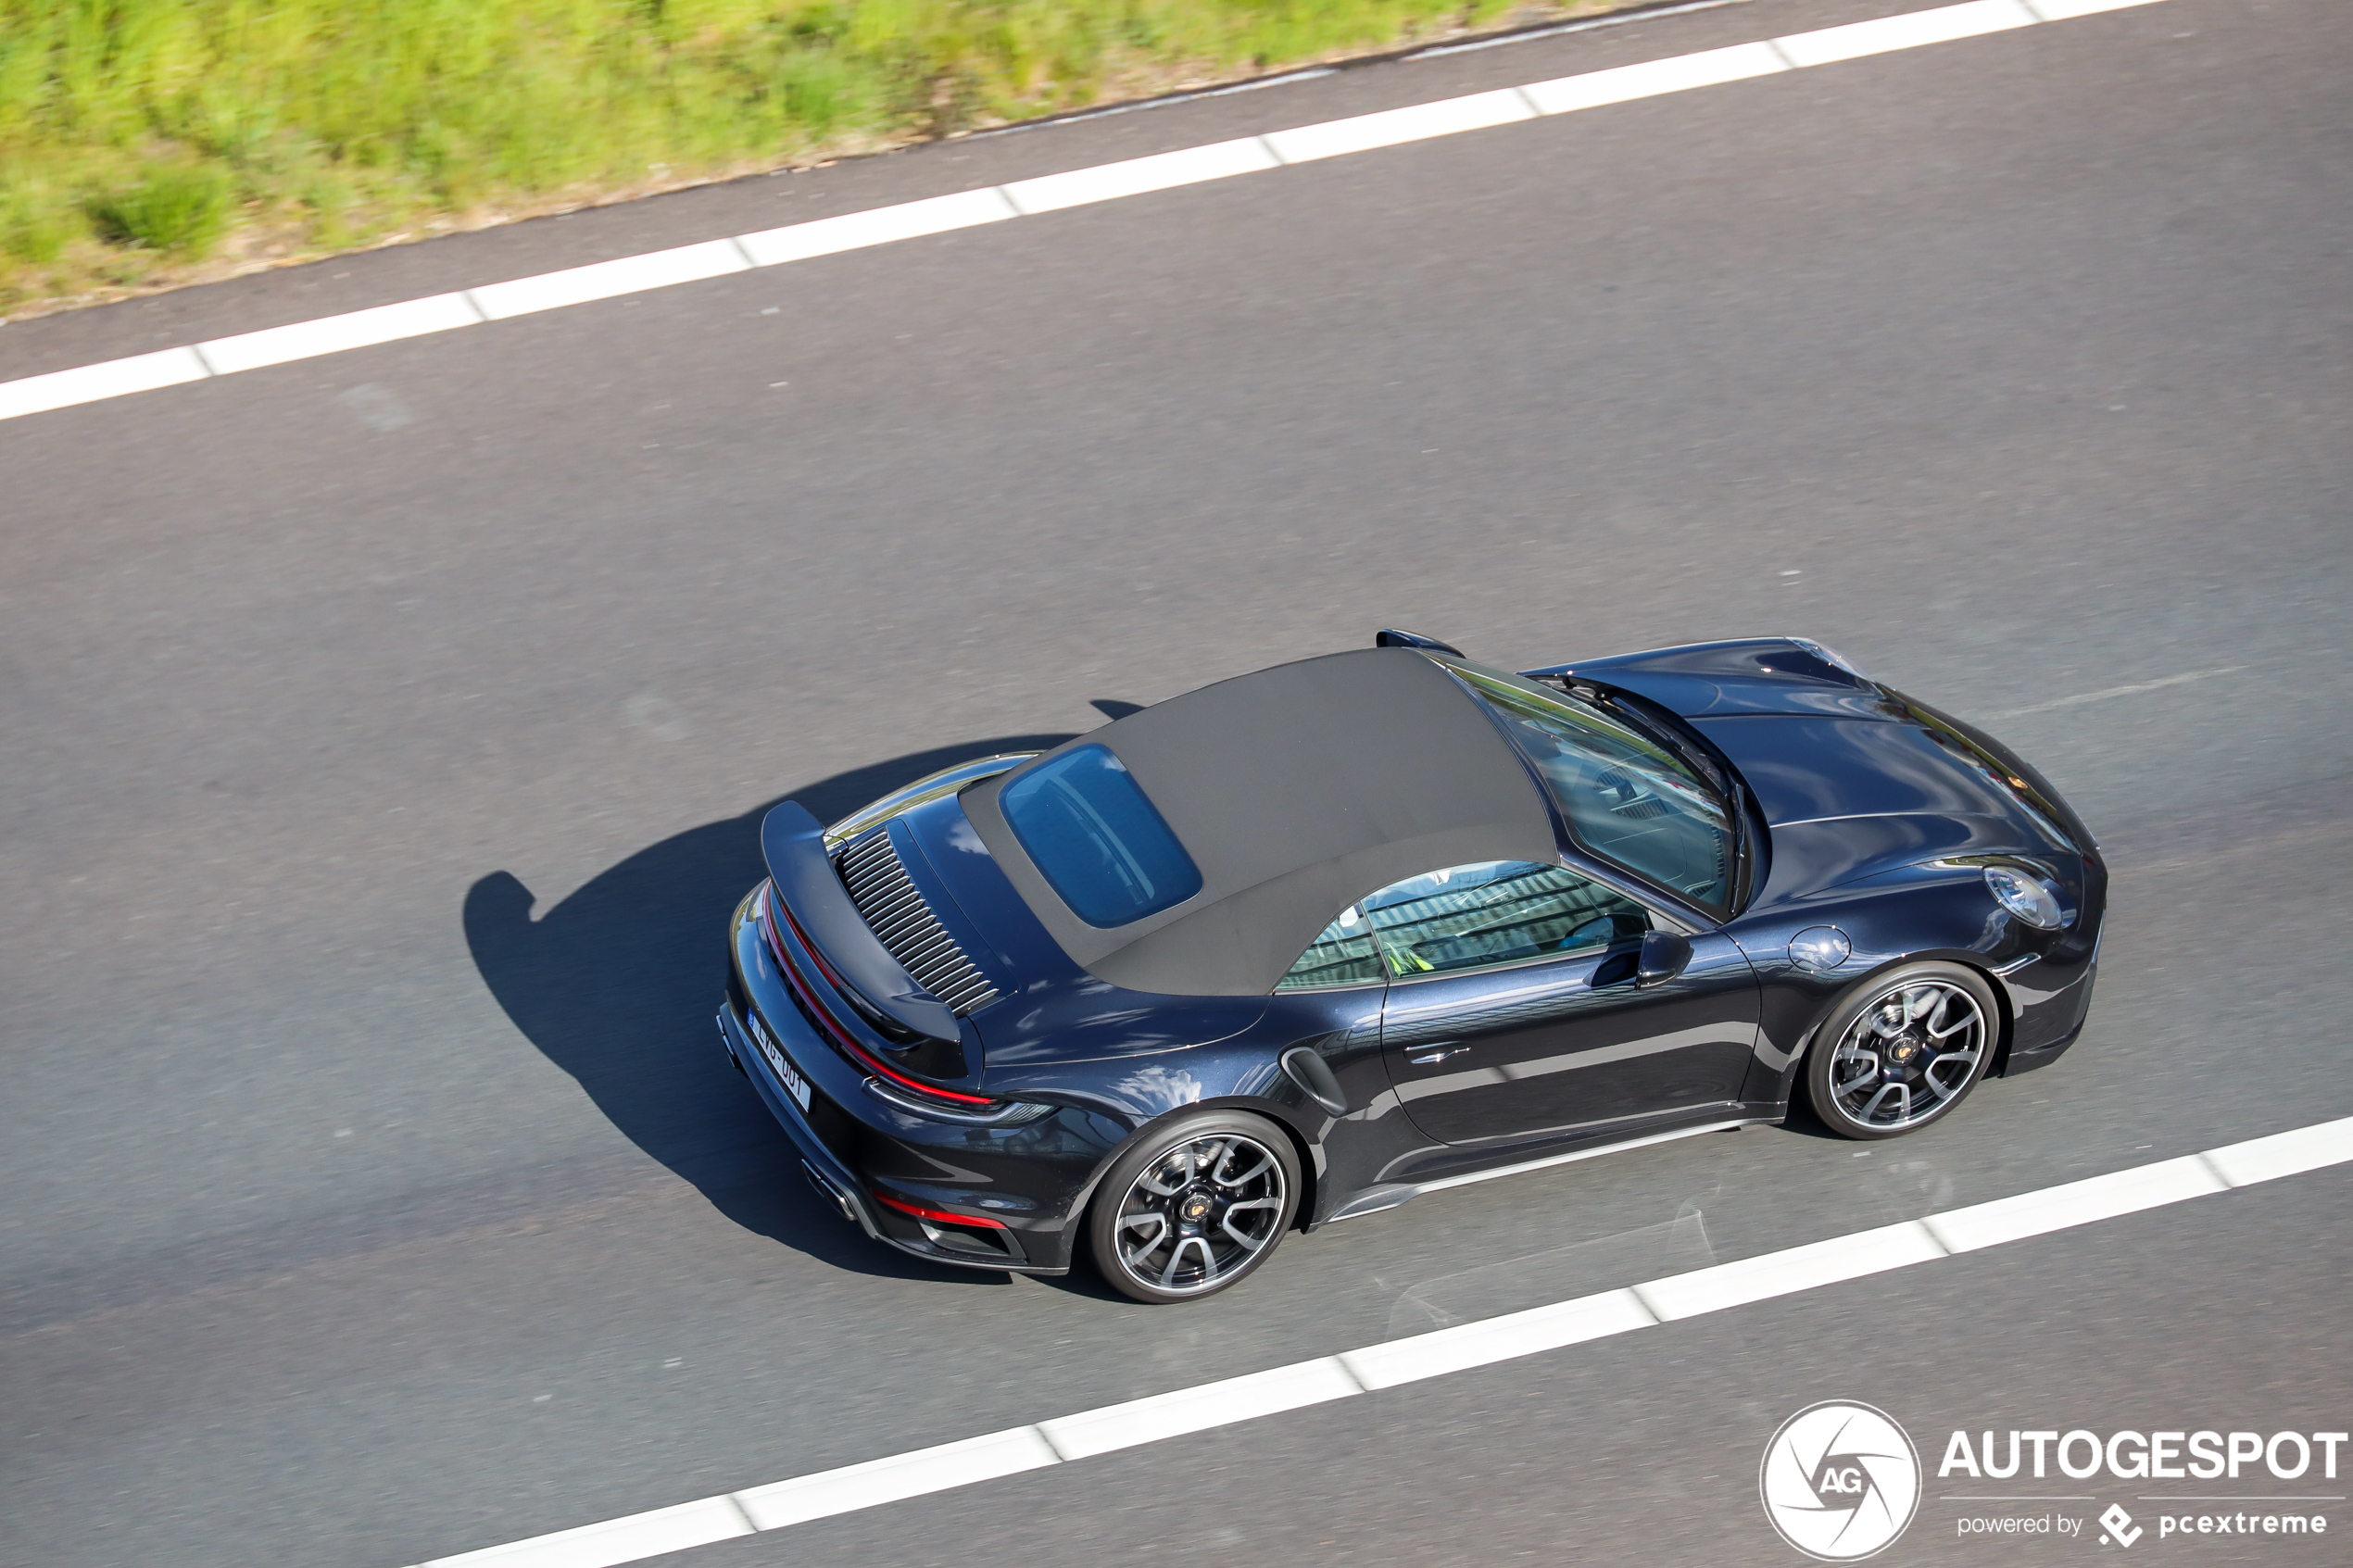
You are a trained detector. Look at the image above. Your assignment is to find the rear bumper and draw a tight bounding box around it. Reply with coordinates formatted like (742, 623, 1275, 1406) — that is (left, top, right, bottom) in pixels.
(723, 886, 1110, 1273)
(717, 997, 1067, 1274)
(715, 1007, 886, 1239)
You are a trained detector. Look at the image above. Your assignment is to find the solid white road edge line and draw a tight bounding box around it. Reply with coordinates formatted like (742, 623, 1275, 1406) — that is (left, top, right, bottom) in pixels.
(411, 1112, 2353, 1568)
(0, 0, 2177, 425)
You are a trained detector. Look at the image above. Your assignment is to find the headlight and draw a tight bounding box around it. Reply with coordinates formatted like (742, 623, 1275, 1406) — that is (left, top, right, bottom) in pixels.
(1982, 864, 2064, 929)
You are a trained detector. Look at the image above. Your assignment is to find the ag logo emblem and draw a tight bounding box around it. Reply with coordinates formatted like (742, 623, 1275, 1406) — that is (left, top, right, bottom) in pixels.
(1760, 1400, 1922, 1561)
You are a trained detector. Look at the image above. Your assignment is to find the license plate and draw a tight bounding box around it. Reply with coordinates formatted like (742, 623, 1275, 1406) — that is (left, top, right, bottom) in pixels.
(748, 1012, 812, 1111)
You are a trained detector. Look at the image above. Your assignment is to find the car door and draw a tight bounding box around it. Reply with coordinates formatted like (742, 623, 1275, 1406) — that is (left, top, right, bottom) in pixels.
(1368, 860, 1760, 1148)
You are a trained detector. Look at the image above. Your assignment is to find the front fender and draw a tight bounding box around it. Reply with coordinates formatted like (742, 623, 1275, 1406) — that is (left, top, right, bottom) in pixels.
(1729, 866, 2078, 1099)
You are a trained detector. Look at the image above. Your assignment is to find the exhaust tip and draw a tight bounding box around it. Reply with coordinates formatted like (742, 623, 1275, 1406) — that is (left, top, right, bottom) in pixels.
(799, 1160, 861, 1224)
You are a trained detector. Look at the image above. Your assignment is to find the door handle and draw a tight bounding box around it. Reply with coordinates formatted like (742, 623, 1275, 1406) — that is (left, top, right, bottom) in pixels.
(1407, 1044, 1469, 1065)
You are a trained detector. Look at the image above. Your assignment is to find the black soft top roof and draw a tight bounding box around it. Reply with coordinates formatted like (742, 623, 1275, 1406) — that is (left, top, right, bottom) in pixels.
(963, 647, 1559, 996)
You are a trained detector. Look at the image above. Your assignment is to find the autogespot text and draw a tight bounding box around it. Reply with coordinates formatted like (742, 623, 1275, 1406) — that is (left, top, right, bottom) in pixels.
(1939, 1428, 2347, 1481)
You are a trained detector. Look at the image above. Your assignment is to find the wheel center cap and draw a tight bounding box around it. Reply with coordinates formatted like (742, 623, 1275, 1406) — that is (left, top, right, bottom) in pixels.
(1179, 1192, 1214, 1224)
(1888, 1038, 1922, 1065)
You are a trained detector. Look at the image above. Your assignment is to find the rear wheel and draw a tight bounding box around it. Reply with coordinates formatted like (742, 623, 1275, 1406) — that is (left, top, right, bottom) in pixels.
(1803, 962, 1998, 1140)
(1087, 1110, 1301, 1304)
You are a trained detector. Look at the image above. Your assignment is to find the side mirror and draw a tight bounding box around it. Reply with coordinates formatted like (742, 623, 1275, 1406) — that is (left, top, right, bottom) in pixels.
(1637, 930, 1693, 989)
(1376, 628, 1466, 658)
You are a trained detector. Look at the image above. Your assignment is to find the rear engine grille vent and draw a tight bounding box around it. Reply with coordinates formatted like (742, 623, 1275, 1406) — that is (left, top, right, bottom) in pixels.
(835, 831, 1000, 1017)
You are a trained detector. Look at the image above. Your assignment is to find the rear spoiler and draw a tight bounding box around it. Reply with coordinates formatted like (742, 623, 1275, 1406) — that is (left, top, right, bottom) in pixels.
(761, 801, 961, 1043)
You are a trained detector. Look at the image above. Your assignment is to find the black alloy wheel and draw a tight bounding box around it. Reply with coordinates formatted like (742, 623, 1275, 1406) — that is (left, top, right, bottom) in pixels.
(1803, 960, 2000, 1140)
(1086, 1110, 1302, 1304)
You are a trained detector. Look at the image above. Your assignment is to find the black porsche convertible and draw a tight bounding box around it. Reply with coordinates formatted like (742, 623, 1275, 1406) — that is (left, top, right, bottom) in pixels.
(717, 633, 2102, 1302)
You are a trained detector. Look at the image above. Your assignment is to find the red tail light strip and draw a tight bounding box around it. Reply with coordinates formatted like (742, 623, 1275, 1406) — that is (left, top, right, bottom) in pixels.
(761, 884, 999, 1108)
(873, 1190, 1008, 1230)
(765, 882, 849, 992)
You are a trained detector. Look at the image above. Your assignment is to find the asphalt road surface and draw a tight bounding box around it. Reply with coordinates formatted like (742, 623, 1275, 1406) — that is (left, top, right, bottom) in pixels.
(3, 0, 2347, 1563)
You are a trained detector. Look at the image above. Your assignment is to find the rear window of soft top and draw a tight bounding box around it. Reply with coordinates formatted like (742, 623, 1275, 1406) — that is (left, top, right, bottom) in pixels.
(999, 746, 1202, 928)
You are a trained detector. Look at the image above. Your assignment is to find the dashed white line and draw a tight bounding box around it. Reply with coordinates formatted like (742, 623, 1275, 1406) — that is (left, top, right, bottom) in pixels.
(735, 187, 1020, 267)
(1336, 1286, 1658, 1389)
(1923, 1153, 2226, 1252)
(1259, 84, 1538, 164)
(1000, 137, 1283, 215)
(467, 237, 751, 320)
(1773, 0, 2035, 68)
(0, 0, 2176, 426)
(410, 1111, 2353, 1568)
(2028, 0, 2168, 18)
(427, 1496, 752, 1568)
(195, 292, 485, 375)
(1634, 1217, 1948, 1320)
(0, 345, 210, 421)
(1036, 1356, 1365, 1461)
(734, 1427, 1061, 1530)
(1520, 39, 1791, 113)
(1985, 664, 2246, 718)
(2203, 1117, 2353, 1187)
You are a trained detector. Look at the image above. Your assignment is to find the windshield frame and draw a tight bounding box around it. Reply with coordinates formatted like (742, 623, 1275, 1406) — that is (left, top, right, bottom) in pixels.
(1437, 659, 1748, 924)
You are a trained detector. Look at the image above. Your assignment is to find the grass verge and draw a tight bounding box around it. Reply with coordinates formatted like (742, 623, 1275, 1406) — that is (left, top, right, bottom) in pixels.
(0, 0, 1641, 322)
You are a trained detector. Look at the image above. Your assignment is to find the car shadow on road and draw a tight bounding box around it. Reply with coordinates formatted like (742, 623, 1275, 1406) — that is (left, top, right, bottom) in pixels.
(462, 733, 1076, 1286)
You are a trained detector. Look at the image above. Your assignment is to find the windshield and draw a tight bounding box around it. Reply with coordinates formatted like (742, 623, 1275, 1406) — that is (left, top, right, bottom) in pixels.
(999, 745, 1203, 928)
(1450, 664, 1736, 913)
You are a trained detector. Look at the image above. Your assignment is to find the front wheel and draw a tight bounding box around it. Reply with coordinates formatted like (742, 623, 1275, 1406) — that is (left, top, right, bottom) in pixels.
(1803, 962, 1999, 1140)
(1086, 1110, 1301, 1304)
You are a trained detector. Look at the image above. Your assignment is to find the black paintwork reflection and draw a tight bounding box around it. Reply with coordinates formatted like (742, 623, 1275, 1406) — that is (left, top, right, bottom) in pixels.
(1695, 714, 2021, 828)
(1751, 813, 2029, 907)
(1533, 637, 1894, 720)
(1380, 934, 1760, 1148)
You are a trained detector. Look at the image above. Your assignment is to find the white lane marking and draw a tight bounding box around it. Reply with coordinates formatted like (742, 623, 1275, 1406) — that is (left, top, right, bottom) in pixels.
(1774, 0, 2037, 68)
(196, 292, 485, 374)
(736, 188, 1020, 266)
(1633, 1218, 1948, 1319)
(1259, 85, 1537, 164)
(1037, 1356, 1365, 1461)
(1921, 1154, 2225, 1252)
(2205, 1117, 2353, 1187)
(420, 1495, 752, 1568)
(2026, 0, 2164, 17)
(0, 0, 2176, 424)
(1520, 40, 1790, 114)
(401, 1110, 2353, 1568)
(1001, 137, 1282, 214)
(468, 239, 750, 320)
(1983, 664, 2245, 718)
(1339, 1286, 1658, 1389)
(735, 1427, 1060, 1530)
(0, 345, 208, 420)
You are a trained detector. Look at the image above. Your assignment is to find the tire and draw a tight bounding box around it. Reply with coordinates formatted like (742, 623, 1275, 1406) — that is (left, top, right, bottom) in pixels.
(1086, 1110, 1302, 1304)
(1802, 961, 1999, 1141)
